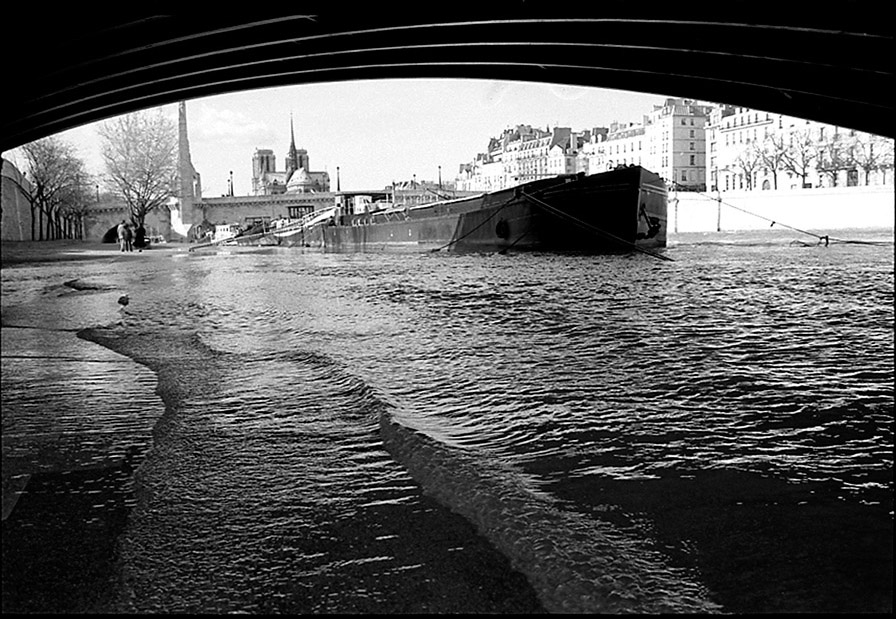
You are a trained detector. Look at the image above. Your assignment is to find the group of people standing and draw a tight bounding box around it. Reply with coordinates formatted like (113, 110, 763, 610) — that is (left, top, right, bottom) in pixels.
(116, 220, 147, 252)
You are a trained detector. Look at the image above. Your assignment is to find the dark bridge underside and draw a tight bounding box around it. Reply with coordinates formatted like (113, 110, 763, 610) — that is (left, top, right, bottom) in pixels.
(1, 4, 893, 153)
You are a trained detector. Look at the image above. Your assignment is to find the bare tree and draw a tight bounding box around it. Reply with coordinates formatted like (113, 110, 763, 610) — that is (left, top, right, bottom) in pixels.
(98, 108, 177, 228)
(877, 137, 895, 184)
(734, 142, 763, 190)
(781, 129, 817, 188)
(57, 170, 94, 240)
(848, 132, 892, 185)
(815, 133, 850, 187)
(19, 136, 89, 240)
(759, 134, 788, 189)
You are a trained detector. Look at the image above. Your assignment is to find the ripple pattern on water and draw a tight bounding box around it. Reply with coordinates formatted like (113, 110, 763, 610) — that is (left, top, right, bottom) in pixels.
(3, 230, 892, 613)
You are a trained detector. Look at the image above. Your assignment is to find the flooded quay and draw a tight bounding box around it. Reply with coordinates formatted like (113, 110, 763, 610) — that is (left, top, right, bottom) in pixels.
(2, 230, 892, 613)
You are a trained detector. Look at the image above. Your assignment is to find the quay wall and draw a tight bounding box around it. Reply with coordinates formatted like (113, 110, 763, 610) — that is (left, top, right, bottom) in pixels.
(1, 159, 33, 241)
(2, 159, 173, 242)
(81, 203, 172, 242)
(197, 193, 334, 226)
(669, 184, 894, 234)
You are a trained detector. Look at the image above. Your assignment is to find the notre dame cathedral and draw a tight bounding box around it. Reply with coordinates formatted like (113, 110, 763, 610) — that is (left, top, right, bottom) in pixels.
(251, 116, 330, 195)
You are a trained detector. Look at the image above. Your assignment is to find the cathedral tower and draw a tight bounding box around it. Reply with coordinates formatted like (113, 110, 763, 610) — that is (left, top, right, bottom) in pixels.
(252, 149, 276, 194)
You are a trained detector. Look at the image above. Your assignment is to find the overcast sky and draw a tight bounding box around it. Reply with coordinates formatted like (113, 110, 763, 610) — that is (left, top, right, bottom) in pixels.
(48, 78, 673, 197)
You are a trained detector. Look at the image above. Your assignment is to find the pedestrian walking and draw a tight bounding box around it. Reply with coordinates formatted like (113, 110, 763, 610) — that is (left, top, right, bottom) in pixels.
(124, 223, 134, 252)
(116, 220, 128, 252)
(134, 223, 146, 252)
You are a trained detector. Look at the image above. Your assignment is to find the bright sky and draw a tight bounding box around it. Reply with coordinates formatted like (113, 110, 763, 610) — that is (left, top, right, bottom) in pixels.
(41, 79, 673, 197)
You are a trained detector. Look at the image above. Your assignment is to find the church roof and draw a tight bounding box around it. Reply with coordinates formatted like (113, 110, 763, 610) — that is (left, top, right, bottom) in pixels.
(286, 167, 314, 192)
(262, 171, 289, 183)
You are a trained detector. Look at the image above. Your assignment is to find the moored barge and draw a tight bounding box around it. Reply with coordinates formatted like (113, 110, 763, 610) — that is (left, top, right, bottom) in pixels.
(233, 165, 667, 254)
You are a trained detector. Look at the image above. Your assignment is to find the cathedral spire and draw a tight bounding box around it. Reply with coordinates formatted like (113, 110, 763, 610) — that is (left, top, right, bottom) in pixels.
(290, 112, 297, 151)
(286, 112, 299, 176)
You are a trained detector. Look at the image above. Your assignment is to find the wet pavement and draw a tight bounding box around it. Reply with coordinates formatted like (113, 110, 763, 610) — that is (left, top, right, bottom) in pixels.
(1, 240, 172, 612)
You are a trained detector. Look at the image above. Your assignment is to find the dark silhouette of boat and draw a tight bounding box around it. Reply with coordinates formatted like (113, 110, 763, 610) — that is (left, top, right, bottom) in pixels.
(234, 165, 668, 255)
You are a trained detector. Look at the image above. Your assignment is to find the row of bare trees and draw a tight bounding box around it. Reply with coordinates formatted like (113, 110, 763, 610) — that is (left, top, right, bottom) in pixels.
(731, 130, 894, 191)
(14, 138, 93, 240)
(12, 107, 178, 241)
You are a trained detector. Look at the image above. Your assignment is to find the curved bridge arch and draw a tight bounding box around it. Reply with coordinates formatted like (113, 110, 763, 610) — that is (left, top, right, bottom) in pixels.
(1, 5, 892, 152)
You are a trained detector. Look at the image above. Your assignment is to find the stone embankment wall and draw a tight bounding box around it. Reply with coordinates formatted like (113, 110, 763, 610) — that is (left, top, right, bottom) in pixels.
(1, 159, 33, 241)
(81, 205, 171, 242)
(670, 184, 894, 234)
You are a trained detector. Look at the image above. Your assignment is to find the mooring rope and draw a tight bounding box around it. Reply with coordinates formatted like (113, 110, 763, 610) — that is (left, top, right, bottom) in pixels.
(520, 191, 675, 262)
(496, 222, 534, 255)
(685, 189, 893, 247)
(429, 197, 515, 252)
(431, 177, 592, 253)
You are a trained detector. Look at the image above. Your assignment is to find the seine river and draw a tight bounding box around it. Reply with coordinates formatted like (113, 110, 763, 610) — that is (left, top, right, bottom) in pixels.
(2, 228, 892, 613)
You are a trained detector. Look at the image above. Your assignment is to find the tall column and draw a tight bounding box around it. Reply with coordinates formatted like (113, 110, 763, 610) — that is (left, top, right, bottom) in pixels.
(175, 101, 198, 236)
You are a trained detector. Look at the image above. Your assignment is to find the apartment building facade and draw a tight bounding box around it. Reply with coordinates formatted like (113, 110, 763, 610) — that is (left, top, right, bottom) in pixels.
(455, 99, 891, 195)
(456, 124, 586, 192)
(643, 98, 713, 191)
(706, 105, 893, 192)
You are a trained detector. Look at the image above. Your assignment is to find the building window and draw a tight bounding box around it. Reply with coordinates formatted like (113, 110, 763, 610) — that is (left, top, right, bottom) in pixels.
(681, 118, 687, 125)
(689, 142, 695, 150)
(681, 171, 687, 182)
(690, 155, 695, 165)
(689, 129, 695, 138)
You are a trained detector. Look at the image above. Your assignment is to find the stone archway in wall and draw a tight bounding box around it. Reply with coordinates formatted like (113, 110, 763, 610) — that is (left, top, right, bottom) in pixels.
(101, 225, 119, 243)
(84, 205, 128, 241)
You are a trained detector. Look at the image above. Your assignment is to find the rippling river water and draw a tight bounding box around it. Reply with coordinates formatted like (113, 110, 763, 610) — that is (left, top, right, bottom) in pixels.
(2, 229, 893, 613)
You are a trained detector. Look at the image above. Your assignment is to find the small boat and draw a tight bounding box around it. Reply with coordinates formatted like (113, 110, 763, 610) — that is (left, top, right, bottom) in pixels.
(232, 165, 668, 256)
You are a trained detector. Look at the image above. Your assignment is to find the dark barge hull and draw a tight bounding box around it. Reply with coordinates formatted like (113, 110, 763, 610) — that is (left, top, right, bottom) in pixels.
(262, 166, 667, 254)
